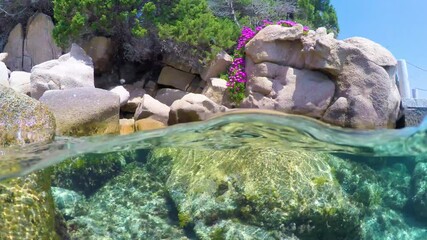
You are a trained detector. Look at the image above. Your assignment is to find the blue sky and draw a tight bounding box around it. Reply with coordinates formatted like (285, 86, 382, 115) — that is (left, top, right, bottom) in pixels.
(330, 0, 427, 98)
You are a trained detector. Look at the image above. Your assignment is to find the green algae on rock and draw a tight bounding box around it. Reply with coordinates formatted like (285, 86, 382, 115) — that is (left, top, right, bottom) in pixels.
(147, 148, 363, 239)
(0, 170, 59, 240)
(51, 151, 137, 196)
(0, 84, 56, 146)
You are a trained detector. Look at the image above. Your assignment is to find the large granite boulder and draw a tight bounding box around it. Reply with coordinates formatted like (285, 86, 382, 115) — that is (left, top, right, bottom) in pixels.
(39, 87, 120, 136)
(0, 84, 55, 146)
(23, 13, 62, 72)
(168, 93, 228, 125)
(3, 23, 24, 71)
(244, 25, 400, 129)
(30, 44, 94, 99)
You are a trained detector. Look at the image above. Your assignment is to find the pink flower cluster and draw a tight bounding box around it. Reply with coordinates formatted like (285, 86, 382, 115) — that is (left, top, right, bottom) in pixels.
(236, 26, 256, 50)
(226, 57, 246, 88)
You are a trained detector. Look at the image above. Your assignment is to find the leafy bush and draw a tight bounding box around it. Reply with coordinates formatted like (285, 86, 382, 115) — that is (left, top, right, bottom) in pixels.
(156, 0, 239, 61)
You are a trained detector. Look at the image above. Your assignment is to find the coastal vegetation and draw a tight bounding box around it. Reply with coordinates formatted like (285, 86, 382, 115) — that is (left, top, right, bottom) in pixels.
(48, 0, 338, 61)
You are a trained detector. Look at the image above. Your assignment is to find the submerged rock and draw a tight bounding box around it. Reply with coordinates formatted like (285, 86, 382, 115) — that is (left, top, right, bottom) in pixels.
(52, 152, 136, 197)
(148, 148, 364, 239)
(0, 170, 59, 239)
(65, 163, 187, 239)
(411, 162, 427, 220)
(52, 187, 85, 220)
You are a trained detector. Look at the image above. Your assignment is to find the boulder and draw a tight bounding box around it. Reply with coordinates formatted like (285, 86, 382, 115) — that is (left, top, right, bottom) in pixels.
(135, 118, 167, 131)
(39, 87, 120, 136)
(158, 66, 195, 91)
(3, 23, 24, 71)
(244, 63, 335, 118)
(148, 148, 362, 239)
(0, 62, 9, 87)
(202, 78, 231, 106)
(109, 85, 130, 106)
(0, 84, 55, 146)
(23, 13, 62, 72)
(200, 51, 233, 81)
(9, 71, 31, 95)
(119, 118, 135, 135)
(245, 25, 305, 68)
(30, 44, 94, 99)
(134, 94, 170, 124)
(168, 93, 228, 125)
(121, 84, 146, 113)
(344, 37, 397, 67)
(244, 25, 401, 129)
(155, 88, 188, 106)
(83, 36, 115, 74)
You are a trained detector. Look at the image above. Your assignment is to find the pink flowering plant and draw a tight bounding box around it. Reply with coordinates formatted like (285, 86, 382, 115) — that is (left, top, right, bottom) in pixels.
(224, 20, 309, 104)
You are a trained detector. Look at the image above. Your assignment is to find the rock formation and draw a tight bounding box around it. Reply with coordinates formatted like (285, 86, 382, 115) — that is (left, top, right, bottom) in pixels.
(244, 25, 401, 129)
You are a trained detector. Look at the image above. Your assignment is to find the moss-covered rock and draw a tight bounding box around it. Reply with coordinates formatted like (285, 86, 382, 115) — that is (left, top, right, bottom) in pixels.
(148, 148, 364, 239)
(0, 170, 59, 239)
(0, 84, 55, 146)
(330, 154, 412, 213)
(51, 151, 138, 196)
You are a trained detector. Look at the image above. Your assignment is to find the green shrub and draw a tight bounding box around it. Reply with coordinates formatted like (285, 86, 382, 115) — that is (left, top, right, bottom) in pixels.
(52, 0, 152, 47)
(156, 0, 239, 61)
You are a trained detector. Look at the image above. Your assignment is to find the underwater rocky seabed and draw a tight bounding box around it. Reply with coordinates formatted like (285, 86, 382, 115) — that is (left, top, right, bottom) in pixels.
(2, 113, 427, 239)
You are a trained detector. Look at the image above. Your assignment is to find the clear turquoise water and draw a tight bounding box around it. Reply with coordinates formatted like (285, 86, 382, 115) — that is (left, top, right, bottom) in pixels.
(2, 112, 427, 239)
